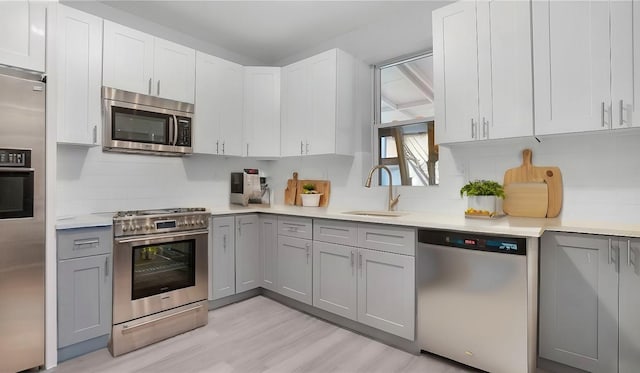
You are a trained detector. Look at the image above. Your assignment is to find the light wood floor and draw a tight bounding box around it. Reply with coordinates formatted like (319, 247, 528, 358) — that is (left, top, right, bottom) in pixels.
(50, 296, 478, 373)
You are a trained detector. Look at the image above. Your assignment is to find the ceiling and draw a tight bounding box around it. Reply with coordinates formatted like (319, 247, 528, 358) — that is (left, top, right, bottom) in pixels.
(99, 1, 447, 65)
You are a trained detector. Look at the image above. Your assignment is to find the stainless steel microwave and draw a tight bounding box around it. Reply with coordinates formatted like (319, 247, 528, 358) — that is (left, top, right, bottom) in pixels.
(102, 87, 194, 156)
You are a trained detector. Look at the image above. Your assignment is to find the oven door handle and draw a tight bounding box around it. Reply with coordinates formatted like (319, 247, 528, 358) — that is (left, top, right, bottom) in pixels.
(115, 229, 208, 244)
(0, 167, 34, 172)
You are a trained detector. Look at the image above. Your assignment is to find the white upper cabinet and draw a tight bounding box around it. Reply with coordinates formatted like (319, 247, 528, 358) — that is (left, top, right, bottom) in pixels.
(532, 1, 612, 135)
(56, 5, 102, 146)
(281, 48, 357, 156)
(194, 52, 243, 156)
(433, 0, 532, 144)
(103, 21, 154, 96)
(634, 0, 640, 128)
(103, 20, 195, 103)
(243, 67, 281, 158)
(433, 1, 478, 144)
(0, 1, 45, 72)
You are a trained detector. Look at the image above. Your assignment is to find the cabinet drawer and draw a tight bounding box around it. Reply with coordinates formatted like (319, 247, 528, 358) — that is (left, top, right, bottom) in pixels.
(357, 224, 415, 256)
(313, 219, 358, 246)
(57, 227, 112, 260)
(277, 216, 313, 239)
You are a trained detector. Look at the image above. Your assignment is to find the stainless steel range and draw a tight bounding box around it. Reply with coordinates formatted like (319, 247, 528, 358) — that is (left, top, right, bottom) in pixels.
(110, 208, 210, 357)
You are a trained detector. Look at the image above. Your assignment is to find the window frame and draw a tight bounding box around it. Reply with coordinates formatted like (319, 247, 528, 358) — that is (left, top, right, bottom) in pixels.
(372, 50, 436, 187)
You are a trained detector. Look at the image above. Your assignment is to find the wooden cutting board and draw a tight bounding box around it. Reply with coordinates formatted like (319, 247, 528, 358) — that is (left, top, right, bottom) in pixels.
(295, 180, 331, 207)
(284, 172, 298, 205)
(503, 183, 549, 218)
(503, 149, 563, 218)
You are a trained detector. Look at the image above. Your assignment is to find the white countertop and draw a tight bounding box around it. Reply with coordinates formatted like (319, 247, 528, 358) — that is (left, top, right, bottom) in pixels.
(55, 205, 640, 239)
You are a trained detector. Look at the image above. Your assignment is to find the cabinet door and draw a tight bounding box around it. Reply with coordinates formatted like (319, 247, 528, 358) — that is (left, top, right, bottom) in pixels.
(277, 236, 312, 305)
(313, 241, 357, 320)
(259, 215, 278, 291)
(633, 0, 640, 128)
(433, 1, 479, 144)
(357, 248, 414, 340)
(532, 1, 611, 135)
(211, 217, 235, 300)
(0, 1, 45, 72)
(476, 0, 532, 140)
(307, 50, 337, 155)
(58, 254, 112, 348)
(103, 20, 154, 95)
(236, 215, 259, 293)
(610, 0, 634, 130)
(281, 61, 308, 156)
(539, 232, 618, 373)
(619, 238, 640, 373)
(56, 5, 102, 146)
(194, 52, 243, 155)
(153, 37, 196, 104)
(243, 67, 281, 157)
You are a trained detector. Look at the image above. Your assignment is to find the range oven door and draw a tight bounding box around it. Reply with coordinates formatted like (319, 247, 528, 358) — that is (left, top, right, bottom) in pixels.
(112, 230, 208, 324)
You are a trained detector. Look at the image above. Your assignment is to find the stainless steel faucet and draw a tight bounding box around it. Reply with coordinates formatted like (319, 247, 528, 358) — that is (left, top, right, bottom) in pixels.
(365, 165, 400, 211)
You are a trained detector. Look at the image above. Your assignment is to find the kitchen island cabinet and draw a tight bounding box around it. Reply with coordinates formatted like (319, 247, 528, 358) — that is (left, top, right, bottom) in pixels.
(56, 227, 112, 362)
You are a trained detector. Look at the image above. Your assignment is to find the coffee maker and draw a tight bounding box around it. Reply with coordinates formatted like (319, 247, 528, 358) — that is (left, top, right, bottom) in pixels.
(230, 169, 263, 206)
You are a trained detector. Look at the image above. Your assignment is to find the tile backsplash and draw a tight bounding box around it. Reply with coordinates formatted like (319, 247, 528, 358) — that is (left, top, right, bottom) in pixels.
(57, 130, 640, 225)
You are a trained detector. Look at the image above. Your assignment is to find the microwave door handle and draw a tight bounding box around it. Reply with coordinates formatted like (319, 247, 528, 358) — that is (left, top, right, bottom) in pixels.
(173, 115, 178, 146)
(0, 167, 35, 172)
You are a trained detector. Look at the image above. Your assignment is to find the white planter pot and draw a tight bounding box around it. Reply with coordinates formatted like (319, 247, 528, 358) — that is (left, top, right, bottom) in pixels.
(467, 195, 501, 215)
(300, 193, 321, 207)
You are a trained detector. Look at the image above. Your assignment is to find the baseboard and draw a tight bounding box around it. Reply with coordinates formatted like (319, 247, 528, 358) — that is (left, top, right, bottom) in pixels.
(537, 357, 589, 373)
(57, 334, 109, 363)
(208, 288, 261, 310)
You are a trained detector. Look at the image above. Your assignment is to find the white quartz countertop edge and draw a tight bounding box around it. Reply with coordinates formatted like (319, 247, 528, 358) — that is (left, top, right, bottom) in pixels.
(55, 205, 640, 239)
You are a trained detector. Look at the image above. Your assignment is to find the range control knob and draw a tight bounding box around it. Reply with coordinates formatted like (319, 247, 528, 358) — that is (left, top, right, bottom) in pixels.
(122, 225, 128, 232)
(128, 224, 135, 232)
(145, 224, 151, 230)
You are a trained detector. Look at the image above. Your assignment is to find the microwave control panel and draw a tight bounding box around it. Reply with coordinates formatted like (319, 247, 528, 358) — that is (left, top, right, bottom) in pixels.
(0, 148, 31, 167)
(176, 117, 191, 147)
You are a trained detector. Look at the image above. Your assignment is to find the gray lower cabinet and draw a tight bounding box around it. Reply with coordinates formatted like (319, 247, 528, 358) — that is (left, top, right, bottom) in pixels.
(618, 237, 640, 373)
(210, 216, 236, 300)
(357, 248, 414, 340)
(57, 226, 112, 360)
(259, 215, 278, 292)
(313, 241, 357, 320)
(539, 232, 619, 372)
(235, 214, 259, 292)
(277, 235, 312, 305)
(312, 219, 415, 340)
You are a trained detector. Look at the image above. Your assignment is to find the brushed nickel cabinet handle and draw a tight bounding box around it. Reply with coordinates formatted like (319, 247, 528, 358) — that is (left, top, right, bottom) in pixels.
(223, 234, 227, 252)
(300, 141, 304, 155)
(105, 256, 109, 277)
(608, 238, 612, 264)
(157, 80, 160, 96)
(471, 118, 476, 139)
(93, 125, 97, 144)
(627, 239, 631, 267)
(222, 141, 225, 154)
(350, 251, 354, 274)
(148, 78, 152, 95)
(216, 141, 219, 154)
(602, 102, 606, 127)
(246, 143, 249, 156)
(620, 100, 624, 126)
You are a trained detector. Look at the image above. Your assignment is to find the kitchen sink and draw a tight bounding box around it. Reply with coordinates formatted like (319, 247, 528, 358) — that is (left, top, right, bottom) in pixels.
(341, 210, 407, 218)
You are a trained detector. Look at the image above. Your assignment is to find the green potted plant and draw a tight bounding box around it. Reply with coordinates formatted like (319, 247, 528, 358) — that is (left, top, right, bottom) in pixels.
(459, 180, 505, 217)
(300, 183, 322, 207)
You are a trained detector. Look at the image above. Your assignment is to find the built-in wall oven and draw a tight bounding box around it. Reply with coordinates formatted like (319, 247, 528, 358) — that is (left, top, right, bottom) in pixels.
(110, 208, 209, 356)
(0, 148, 34, 219)
(102, 87, 194, 156)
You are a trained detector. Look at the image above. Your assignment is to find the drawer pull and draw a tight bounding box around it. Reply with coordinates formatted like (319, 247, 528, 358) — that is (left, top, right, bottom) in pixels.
(73, 239, 99, 248)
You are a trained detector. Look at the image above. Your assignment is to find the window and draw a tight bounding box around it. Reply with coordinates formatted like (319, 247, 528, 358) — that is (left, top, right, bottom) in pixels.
(373, 52, 438, 186)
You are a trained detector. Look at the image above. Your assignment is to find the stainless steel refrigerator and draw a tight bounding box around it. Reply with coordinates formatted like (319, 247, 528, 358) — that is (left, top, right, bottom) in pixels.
(0, 67, 46, 372)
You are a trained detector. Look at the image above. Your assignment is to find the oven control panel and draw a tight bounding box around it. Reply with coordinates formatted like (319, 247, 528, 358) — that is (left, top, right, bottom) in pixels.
(114, 213, 209, 237)
(0, 148, 31, 167)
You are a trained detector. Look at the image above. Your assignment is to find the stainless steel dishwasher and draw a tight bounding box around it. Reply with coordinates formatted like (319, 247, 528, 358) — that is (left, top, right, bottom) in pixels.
(417, 229, 538, 373)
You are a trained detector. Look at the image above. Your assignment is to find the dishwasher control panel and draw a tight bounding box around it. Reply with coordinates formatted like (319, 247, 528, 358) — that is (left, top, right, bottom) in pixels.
(417, 229, 527, 255)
